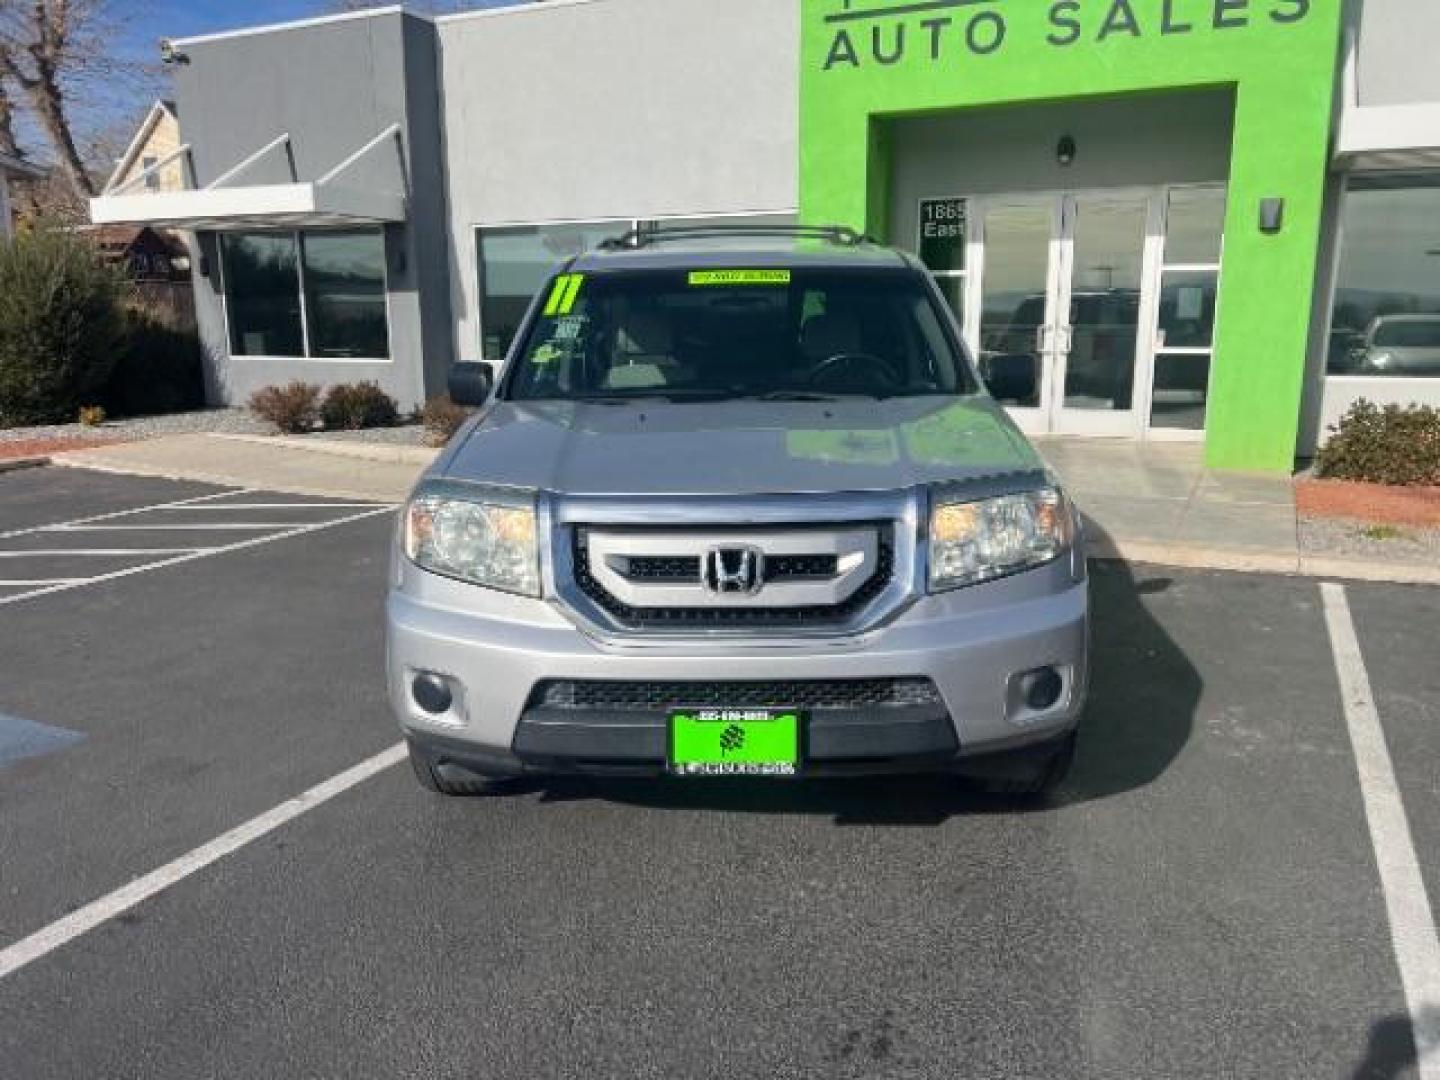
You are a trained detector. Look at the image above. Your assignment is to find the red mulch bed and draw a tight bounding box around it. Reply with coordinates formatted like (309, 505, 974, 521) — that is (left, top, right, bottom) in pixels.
(1297, 478, 1440, 528)
(0, 436, 130, 461)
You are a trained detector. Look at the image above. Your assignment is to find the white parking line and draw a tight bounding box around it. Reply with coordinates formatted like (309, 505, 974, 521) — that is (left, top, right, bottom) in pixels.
(0, 579, 84, 586)
(1321, 582, 1440, 1080)
(0, 549, 212, 558)
(0, 505, 396, 607)
(46, 523, 336, 531)
(0, 742, 407, 981)
(0, 489, 253, 541)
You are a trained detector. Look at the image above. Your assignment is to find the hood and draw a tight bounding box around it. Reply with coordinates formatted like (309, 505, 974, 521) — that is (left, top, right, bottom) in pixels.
(438, 396, 1046, 498)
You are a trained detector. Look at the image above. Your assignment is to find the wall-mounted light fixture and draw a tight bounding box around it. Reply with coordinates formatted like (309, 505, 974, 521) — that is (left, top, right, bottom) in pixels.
(1056, 135, 1077, 168)
(1259, 197, 1285, 234)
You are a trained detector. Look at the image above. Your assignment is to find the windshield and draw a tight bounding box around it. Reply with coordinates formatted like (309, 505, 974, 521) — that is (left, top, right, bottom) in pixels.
(504, 268, 975, 401)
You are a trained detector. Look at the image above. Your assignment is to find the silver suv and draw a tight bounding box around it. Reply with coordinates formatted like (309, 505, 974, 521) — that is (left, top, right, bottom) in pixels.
(388, 227, 1088, 797)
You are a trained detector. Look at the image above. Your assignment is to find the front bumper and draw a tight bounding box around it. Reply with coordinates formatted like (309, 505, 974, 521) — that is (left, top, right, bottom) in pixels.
(386, 557, 1088, 778)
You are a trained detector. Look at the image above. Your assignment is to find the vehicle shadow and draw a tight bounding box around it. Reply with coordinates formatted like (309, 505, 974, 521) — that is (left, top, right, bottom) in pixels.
(1350, 1010, 1430, 1079)
(536, 549, 1202, 825)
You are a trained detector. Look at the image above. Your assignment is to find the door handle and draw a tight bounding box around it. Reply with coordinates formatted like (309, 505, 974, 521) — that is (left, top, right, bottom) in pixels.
(1056, 325, 1073, 354)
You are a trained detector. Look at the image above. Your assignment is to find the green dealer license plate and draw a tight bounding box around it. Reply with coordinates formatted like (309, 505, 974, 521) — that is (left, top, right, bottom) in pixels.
(668, 709, 801, 777)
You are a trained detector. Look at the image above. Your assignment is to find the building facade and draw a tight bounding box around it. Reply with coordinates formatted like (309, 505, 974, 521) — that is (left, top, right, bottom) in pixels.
(90, 0, 1440, 472)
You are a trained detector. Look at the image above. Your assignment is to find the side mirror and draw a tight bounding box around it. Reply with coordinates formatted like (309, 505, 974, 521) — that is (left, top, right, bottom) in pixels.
(448, 362, 494, 407)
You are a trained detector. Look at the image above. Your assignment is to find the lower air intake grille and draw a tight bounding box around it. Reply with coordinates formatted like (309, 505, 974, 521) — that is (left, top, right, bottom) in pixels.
(533, 678, 942, 712)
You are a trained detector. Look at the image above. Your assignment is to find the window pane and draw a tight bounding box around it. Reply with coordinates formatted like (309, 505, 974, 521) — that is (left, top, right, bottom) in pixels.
(1328, 176, 1440, 377)
(1150, 353, 1211, 430)
(1158, 270, 1219, 349)
(919, 198, 967, 273)
(478, 222, 622, 362)
(302, 231, 389, 359)
(978, 201, 1050, 408)
(1165, 187, 1226, 265)
(222, 232, 303, 357)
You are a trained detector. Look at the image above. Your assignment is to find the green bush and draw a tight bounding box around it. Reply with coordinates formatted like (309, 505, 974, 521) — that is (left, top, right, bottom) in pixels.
(0, 226, 124, 426)
(249, 381, 321, 434)
(1315, 400, 1440, 486)
(102, 309, 206, 418)
(321, 381, 399, 431)
(421, 394, 472, 446)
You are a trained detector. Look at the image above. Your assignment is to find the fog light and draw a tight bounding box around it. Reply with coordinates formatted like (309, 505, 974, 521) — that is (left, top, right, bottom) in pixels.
(412, 672, 454, 715)
(1020, 667, 1063, 711)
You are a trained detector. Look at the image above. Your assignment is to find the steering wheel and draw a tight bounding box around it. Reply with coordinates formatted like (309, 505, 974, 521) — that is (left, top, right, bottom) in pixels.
(805, 352, 902, 390)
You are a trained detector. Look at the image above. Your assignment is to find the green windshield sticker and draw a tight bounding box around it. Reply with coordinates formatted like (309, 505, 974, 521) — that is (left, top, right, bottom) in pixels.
(543, 274, 585, 316)
(689, 270, 792, 287)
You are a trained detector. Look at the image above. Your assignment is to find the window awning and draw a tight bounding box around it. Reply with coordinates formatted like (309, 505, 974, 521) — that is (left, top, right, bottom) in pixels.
(90, 181, 405, 230)
(88, 126, 408, 231)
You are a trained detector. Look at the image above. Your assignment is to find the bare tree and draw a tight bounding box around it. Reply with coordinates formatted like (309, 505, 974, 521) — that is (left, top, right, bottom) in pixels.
(0, 0, 123, 198)
(0, 74, 20, 158)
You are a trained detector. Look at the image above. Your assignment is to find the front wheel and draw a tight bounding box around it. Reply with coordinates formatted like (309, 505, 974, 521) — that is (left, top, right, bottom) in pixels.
(954, 731, 1077, 799)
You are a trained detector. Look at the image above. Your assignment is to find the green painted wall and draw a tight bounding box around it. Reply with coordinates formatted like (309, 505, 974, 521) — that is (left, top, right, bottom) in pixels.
(799, 0, 1343, 472)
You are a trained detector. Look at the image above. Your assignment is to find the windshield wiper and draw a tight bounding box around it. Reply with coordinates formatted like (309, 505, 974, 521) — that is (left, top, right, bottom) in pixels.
(747, 390, 884, 402)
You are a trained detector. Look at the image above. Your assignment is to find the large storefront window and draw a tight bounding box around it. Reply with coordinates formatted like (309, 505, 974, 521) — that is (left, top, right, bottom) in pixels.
(221, 233, 304, 358)
(1328, 174, 1440, 378)
(477, 214, 797, 362)
(221, 228, 390, 359)
(301, 231, 388, 359)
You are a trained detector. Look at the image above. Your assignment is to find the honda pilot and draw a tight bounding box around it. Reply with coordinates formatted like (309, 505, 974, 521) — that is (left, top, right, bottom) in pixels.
(387, 226, 1088, 797)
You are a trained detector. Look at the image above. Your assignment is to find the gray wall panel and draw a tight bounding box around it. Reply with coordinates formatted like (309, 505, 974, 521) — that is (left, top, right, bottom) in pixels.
(1356, 0, 1440, 107)
(436, 0, 799, 360)
(174, 12, 450, 410)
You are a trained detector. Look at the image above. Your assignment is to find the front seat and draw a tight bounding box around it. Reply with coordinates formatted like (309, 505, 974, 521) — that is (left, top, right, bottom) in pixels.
(799, 311, 864, 367)
(605, 310, 687, 390)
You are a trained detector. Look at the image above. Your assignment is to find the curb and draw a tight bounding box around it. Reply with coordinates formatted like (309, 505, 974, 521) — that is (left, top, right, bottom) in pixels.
(204, 432, 440, 466)
(48, 453, 404, 505)
(1089, 537, 1440, 586)
(0, 456, 50, 475)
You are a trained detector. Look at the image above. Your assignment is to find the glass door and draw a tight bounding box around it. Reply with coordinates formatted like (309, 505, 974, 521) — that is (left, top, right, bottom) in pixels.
(973, 196, 1064, 435)
(1050, 191, 1155, 436)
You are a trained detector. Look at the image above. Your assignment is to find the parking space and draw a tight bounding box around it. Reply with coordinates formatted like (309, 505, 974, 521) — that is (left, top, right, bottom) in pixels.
(0, 468, 1435, 1079)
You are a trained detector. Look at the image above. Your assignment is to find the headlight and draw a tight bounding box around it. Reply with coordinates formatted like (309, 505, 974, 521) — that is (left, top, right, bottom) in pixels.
(404, 490, 540, 596)
(929, 487, 1072, 592)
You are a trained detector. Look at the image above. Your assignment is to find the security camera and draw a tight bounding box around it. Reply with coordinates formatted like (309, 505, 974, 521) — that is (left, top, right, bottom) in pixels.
(159, 38, 189, 65)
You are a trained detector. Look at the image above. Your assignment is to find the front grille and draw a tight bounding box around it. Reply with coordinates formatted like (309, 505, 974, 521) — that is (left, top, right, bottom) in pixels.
(533, 677, 941, 712)
(573, 526, 894, 631)
(623, 553, 839, 583)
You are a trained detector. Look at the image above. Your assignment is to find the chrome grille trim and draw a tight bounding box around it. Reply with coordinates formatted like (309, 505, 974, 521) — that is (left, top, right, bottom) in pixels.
(543, 489, 925, 640)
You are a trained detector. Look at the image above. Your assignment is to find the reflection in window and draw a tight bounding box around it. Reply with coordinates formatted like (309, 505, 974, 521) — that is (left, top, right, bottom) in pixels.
(303, 231, 389, 358)
(1164, 188, 1226, 265)
(1158, 270, 1218, 349)
(1328, 174, 1440, 378)
(478, 222, 624, 362)
(221, 232, 304, 357)
(1150, 354, 1211, 430)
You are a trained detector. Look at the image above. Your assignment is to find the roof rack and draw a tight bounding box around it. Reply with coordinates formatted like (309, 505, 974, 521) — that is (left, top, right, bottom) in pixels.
(597, 224, 874, 251)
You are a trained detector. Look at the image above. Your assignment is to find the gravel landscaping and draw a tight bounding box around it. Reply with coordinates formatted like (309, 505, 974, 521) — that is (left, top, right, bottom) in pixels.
(0, 408, 269, 444)
(0, 408, 435, 451)
(1300, 516, 1440, 564)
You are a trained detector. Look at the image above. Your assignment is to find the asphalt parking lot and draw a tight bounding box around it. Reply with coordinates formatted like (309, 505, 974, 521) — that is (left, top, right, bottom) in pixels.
(0, 467, 1436, 1079)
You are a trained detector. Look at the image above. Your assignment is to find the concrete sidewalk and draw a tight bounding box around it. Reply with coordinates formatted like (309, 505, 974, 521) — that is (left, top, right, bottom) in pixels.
(51, 433, 434, 503)
(35, 432, 1439, 584)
